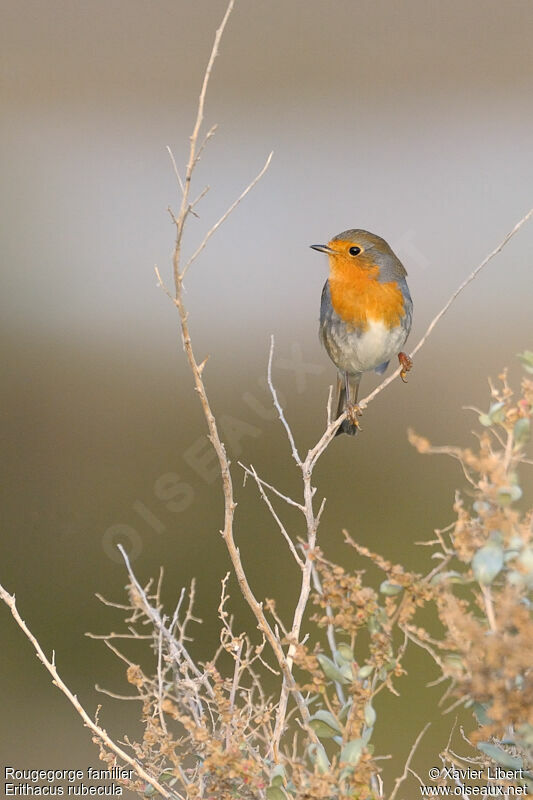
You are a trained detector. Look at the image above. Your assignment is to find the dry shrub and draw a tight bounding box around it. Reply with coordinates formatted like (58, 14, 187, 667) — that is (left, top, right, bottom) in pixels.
(85, 355, 532, 798)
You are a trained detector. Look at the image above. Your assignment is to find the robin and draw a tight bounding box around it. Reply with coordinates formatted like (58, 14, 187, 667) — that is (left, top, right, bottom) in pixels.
(311, 229, 413, 436)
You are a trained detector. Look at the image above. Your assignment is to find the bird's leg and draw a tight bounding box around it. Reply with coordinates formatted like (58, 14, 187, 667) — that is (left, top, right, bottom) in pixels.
(344, 372, 363, 430)
(398, 352, 413, 383)
(346, 404, 363, 429)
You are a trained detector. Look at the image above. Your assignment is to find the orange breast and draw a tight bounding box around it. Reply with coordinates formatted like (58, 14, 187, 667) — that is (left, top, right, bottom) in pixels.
(328, 259, 405, 330)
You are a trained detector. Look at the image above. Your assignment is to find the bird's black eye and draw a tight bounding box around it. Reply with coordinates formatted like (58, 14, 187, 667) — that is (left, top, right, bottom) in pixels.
(349, 246, 362, 256)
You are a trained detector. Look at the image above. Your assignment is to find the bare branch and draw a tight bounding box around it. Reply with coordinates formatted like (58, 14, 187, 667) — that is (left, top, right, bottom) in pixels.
(326, 383, 334, 426)
(171, 0, 236, 283)
(267, 335, 302, 466)
(182, 151, 273, 277)
(196, 124, 218, 165)
(244, 464, 304, 568)
(389, 722, 431, 800)
(117, 545, 214, 696)
(0, 583, 175, 800)
(95, 686, 142, 701)
(239, 462, 304, 510)
(272, 436, 322, 753)
(480, 585, 497, 632)
(410, 207, 533, 361)
(166, 145, 185, 194)
(358, 207, 533, 411)
(190, 184, 210, 210)
(156, 625, 168, 734)
(154, 264, 175, 303)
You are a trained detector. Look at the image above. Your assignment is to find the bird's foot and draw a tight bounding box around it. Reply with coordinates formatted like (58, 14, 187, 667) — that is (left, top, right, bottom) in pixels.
(398, 352, 413, 383)
(346, 403, 363, 431)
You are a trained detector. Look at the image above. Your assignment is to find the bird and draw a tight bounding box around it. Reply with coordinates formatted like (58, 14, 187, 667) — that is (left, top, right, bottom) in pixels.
(311, 229, 413, 436)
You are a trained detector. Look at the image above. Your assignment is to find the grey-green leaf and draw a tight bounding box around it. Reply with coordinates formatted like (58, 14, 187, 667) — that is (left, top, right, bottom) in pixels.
(358, 664, 373, 680)
(488, 402, 506, 424)
(497, 485, 522, 506)
(269, 765, 286, 788)
(335, 643, 355, 664)
(309, 710, 342, 738)
(266, 788, 287, 800)
(430, 570, 465, 586)
(364, 703, 377, 727)
(380, 580, 403, 596)
(338, 699, 353, 722)
(514, 418, 530, 445)
(472, 543, 504, 585)
(517, 350, 533, 374)
(477, 742, 523, 769)
(443, 653, 464, 670)
(317, 654, 348, 684)
(308, 742, 330, 773)
(340, 738, 364, 765)
(339, 662, 354, 682)
(472, 702, 492, 726)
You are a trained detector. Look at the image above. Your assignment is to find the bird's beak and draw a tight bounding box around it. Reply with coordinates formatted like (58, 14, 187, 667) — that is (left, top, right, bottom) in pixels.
(310, 244, 336, 255)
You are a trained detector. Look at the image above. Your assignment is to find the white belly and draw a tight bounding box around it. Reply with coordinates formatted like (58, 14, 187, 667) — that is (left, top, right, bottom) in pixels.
(327, 318, 408, 374)
(356, 319, 407, 370)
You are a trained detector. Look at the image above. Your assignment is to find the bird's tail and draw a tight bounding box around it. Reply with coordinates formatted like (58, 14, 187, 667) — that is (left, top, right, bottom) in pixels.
(334, 372, 361, 436)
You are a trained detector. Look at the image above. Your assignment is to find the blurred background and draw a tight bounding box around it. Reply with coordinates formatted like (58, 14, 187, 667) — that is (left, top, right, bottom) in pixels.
(1, 0, 532, 791)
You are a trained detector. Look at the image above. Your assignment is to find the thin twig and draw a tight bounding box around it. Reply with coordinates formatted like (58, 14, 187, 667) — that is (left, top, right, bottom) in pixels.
(357, 207, 533, 412)
(389, 722, 431, 800)
(239, 462, 304, 510)
(271, 433, 321, 754)
(245, 464, 304, 568)
(156, 624, 168, 734)
(226, 638, 244, 749)
(402, 626, 446, 670)
(117, 545, 214, 696)
(166, 145, 185, 194)
(195, 124, 218, 165)
(481, 585, 497, 632)
(171, 0, 236, 286)
(326, 383, 334, 426)
(95, 686, 143, 701)
(86, 632, 152, 640)
(169, 586, 187, 636)
(267, 334, 302, 466)
(182, 152, 273, 277)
